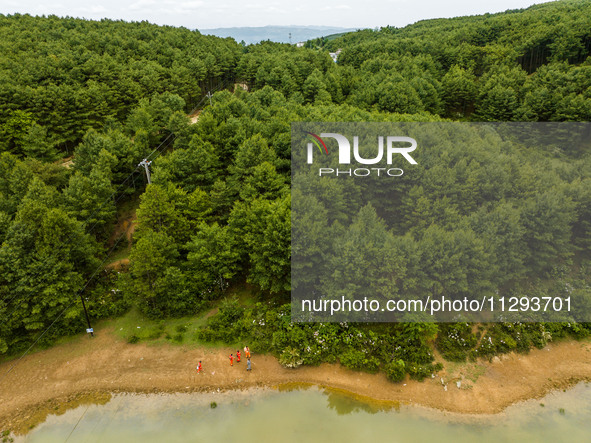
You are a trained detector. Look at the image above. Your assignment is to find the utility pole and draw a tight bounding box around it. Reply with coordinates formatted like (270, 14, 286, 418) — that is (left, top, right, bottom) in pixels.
(138, 159, 152, 184)
(206, 91, 213, 106)
(80, 294, 94, 337)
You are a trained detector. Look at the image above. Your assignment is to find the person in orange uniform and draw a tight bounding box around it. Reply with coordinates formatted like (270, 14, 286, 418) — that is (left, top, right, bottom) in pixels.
(236, 350, 241, 363)
(229, 353, 234, 366)
(245, 346, 251, 359)
(196, 361, 202, 373)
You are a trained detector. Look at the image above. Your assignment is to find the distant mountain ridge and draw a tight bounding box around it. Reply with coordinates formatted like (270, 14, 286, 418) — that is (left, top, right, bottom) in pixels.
(199, 25, 358, 45)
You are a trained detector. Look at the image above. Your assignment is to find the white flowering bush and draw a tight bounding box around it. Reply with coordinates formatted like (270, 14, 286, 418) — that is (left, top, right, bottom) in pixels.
(279, 347, 303, 368)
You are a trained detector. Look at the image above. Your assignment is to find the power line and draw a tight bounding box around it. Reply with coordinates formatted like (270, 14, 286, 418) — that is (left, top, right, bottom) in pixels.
(0, 83, 233, 440)
(89, 393, 125, 443)
(0, 82, 225, 380)
(190, 79, 230, 111)
(0, 230, 128, 386)
(65, 404, 91, 442)
(1, 107, 182, 314)
(2, 81, 223, 306)
(0, 173, 134, 307)
(0, 177, 136, 314)
(0, 186, 132, 312)
(138, 159, 152, 184)
(141, 131, 175, 165)
(0, 129, 175, 313)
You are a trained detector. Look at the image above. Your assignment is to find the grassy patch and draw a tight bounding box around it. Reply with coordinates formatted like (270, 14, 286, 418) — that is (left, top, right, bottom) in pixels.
(465, 364, 487, 383)
(99, 284, 256, 349)
(439, 360, 486, 386)
(101, 307, 208, 347)
(116, 193, 141, 219)
(229, 282, 260, 307)
(103, 247, 130, 266)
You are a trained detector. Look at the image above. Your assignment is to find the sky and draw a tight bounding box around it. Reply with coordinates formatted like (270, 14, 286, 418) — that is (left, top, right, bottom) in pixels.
(0, 0, 553, 30)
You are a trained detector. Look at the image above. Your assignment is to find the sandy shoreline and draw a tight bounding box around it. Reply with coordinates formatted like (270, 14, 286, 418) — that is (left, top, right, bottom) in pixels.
(1, 329, 590, 433)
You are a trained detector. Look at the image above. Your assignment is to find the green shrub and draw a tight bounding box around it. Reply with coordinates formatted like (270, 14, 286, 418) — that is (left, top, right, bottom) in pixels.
(436, 323, 478, 362)
(385, 360, 406, 382)
(340, 349, 380, 373)
(407, 362, 443, 381)
(211, 297, 243, 329)
(323, 354, 337, 364)
(87, 271, 130, 319)
(278, 347, 303, 368)
(127, 335, 140, 344)
(173, 333, 184, 343)
(198, 303, 447, 381)
(197, 328, 215, 342)
(146, 327, 163, 340)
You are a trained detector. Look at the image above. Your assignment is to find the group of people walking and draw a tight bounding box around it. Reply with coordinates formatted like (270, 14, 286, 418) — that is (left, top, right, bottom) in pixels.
(197, 346, 252, 374)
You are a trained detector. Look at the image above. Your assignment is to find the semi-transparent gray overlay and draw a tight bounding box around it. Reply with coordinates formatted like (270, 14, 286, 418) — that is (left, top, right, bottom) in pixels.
(291, 122, 591, 322)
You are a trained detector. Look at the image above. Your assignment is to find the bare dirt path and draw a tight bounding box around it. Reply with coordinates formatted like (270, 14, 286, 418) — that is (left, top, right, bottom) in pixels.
(105, 209, 136, 270)
(188, 110, 201, 124)
(1, 330, 590, 433)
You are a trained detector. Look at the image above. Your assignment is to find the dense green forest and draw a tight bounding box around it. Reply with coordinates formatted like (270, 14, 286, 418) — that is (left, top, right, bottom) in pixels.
(1, 0, 591, 380)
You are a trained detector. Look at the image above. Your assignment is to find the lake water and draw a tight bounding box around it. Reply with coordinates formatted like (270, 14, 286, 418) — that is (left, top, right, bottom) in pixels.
(18, 383, 591, 442)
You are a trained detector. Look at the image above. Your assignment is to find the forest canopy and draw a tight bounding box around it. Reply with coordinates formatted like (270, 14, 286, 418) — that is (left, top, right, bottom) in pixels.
(1, 0, 590, 380)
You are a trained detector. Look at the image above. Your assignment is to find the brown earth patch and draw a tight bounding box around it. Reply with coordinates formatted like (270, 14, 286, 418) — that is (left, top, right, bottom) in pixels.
(0, 329, 590, 434)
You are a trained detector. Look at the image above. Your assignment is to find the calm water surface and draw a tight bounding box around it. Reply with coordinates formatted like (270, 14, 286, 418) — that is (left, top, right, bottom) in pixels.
(19, 383, 591, 443)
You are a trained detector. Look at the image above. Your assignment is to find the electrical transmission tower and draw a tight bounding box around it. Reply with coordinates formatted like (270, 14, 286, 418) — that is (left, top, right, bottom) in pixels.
(138, 159, 152, 184)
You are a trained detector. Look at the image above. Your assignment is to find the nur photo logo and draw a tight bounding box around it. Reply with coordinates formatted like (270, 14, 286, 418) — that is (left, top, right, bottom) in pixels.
(304, 131, 418, 177)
